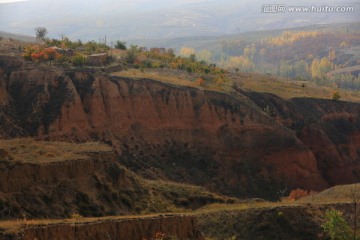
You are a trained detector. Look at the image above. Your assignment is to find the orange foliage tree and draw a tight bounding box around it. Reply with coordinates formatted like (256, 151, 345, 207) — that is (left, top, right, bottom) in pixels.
(24, 46, 62, 65)
(43, 48, 59, 65)
(30, 52, 46, 63)
(288, 188, 309, 200)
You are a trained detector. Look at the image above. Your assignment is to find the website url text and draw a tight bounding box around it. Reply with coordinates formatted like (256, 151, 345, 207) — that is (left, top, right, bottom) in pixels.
(261, 5, 355, 13)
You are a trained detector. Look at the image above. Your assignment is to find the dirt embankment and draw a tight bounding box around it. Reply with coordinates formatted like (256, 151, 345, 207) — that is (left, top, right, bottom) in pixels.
(0, 139, 228, 220)
(1, 215, 204, 240)
(0, 147, 141, 219)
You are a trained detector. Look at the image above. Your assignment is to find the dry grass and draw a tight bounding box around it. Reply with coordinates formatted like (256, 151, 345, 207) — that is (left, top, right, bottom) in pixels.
(0, 138, 112, 164)
(148, 180, 219, 197)
(113, 69, 360, 102)
(193, 201, 300, 216)
(193, 184, 360, 215)
(111, 69, 234, 93)
(111, 69, 200, 88)
(299, 183, 360, 204)
(233, 72, 360, 102)
(0, 213, 167, 234)
(0, 202, 294, 234)
(147, 180, 230, 202)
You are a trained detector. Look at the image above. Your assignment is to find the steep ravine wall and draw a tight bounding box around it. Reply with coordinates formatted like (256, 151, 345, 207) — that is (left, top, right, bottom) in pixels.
(0, 150, 146, 219)
(1, 215, 204, 240)
(240, 90, 360, 187)
(0, 152, 117, 193)
(1, 55, 360, 198)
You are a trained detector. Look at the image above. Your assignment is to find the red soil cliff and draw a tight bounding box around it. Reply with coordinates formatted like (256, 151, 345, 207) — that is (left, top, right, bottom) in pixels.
(1, 55, 360, 199)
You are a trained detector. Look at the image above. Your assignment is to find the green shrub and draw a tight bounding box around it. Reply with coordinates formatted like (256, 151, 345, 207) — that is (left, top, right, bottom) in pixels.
(322, 209, 352, 240)
(72, 54, 87, 66)
(115, 40, 127, 50)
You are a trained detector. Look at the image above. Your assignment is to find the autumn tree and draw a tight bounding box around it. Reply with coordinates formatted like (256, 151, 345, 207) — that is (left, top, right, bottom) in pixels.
(319, 57, 333, 75)
(228, 56, 255, 73)
(179, 47, 196, 58)
(288, 188, 309, 200)
(34, 27, 48, 41)
(311, 58, 320, 79)
(23, 45, 37, 60)
(31, 52, 45, 63)
(311, 57, 332, 79)
(43, 48, 58, 66)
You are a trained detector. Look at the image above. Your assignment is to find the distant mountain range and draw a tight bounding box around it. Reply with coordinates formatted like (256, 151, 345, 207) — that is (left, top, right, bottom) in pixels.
(134, 22, 360, 49)
(0, 0, 359, 42)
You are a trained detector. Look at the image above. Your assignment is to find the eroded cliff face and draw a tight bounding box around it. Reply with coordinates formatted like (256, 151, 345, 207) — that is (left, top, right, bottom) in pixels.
(1, 55, 359, 199)
(241, 91, 360, 188)
(0, 150, 145, 219)
(1, 215, 204, 240)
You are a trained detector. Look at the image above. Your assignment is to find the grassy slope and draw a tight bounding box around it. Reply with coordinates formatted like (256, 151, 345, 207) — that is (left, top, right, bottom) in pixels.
(299, 183, 360, 204)
(0, 138, 112, 164)
(112, 68, 360, 102)
(232, 72, 360, 102)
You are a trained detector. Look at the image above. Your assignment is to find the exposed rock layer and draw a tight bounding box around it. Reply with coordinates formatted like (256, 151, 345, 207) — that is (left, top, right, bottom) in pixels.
(1, 55, 360, 199)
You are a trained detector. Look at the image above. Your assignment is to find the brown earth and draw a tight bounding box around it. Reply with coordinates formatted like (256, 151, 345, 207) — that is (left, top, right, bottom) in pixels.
(1, 55, 360, 200)
(0, 139, 228, 220)
(0, 145, 143, 219)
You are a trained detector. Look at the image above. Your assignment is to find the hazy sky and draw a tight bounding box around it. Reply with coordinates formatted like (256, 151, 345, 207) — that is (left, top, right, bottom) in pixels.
(0, 0, 358, 41)
(0, 0, 29, 3)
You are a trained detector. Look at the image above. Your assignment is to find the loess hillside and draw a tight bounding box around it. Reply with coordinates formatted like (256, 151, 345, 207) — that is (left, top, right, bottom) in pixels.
(1, 50, 360, 201)
(1, 36, 360, 240)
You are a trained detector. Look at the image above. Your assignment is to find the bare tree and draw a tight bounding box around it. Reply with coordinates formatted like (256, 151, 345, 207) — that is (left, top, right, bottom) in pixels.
(34, 27, 48, 41)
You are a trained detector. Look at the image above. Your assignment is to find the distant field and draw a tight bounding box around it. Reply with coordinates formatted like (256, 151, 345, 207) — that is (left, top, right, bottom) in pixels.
(232, 72, 360, 102)
(0, 138, 112, 164)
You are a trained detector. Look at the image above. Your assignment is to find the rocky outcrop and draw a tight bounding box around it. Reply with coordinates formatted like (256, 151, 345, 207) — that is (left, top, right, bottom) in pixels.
(1, 215, 204, 240)
(1, 55, 360, 199)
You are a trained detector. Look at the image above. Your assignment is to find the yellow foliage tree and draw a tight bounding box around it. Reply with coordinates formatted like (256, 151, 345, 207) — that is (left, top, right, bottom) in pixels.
(179, 47, 196, 58)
